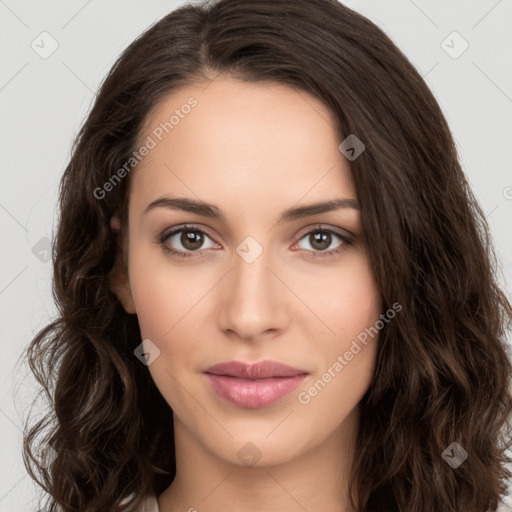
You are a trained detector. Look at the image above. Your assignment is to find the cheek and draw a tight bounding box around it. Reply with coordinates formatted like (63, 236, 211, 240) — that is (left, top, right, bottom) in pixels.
(295, 270, 382, 433)
(129, 263, 201, 411)
(128, 241, 206, 339)
(127, 247, 215, 390)
(294, 251, 382, 342)
(293, 253, 382, 402)
(334, 266, 382, 340)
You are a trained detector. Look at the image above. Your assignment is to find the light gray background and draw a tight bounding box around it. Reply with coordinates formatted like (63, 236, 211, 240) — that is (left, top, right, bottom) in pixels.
(1, 1, 511, 511)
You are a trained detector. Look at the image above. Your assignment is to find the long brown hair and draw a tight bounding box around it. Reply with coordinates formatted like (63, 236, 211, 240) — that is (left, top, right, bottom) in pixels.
(22, 1, 512, 511)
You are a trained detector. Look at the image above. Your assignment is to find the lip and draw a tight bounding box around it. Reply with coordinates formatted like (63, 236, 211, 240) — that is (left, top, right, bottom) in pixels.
(204, 360, 309, 408)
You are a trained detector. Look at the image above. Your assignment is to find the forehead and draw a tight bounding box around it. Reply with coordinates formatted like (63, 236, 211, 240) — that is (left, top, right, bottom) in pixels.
(130, 76, 356, 212)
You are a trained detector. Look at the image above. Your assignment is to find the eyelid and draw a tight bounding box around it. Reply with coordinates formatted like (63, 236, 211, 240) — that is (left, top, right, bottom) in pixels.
(160, 223, 219, 243)
(294, 223, 354, 242)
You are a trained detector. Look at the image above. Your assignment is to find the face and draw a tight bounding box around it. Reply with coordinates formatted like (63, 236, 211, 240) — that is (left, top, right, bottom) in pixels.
(112, 75, 383, 467)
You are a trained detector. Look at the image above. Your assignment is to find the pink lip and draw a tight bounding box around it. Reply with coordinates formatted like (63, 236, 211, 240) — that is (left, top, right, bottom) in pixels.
(204, 360, 308, 408)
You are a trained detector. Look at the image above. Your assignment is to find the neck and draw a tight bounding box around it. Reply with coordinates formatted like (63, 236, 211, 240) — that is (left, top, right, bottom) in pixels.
(158, 407, 360, 512)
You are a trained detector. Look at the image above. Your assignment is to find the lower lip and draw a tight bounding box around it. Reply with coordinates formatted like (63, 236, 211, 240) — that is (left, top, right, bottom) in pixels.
(204, 373, 307, 408)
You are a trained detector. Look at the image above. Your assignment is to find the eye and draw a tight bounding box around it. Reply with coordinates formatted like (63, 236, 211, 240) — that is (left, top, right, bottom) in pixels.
(159, 225, 219, 259)
(158, 224, 353, 260)
(293, 226, 353, 259)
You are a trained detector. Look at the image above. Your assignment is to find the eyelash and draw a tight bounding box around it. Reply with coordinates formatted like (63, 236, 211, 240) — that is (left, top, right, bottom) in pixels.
(158, 224, 353, 260)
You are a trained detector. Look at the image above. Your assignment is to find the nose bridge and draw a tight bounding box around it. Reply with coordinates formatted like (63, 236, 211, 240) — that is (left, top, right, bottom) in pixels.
(233, 243, 271, 298)
(218, 235, 286, 339)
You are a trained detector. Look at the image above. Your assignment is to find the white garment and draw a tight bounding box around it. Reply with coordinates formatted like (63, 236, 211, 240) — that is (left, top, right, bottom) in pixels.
(120, 494, 159, 512)
(140, 494, 159, 512)
(55, 494, 159, 512)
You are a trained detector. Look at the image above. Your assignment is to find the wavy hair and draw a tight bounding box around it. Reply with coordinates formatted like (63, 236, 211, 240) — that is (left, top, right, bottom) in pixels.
(22, 0, 512, 511)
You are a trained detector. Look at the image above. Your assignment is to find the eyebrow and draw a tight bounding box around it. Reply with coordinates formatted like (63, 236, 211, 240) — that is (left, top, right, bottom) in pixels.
(143, 196, 360, 224)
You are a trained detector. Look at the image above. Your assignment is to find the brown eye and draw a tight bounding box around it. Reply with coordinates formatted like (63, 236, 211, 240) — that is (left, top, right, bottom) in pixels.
(309, 230, 332, 251)
(294, 226, 353, 259)
(159, 225, 219, 259)
(180, 230, 205, 251)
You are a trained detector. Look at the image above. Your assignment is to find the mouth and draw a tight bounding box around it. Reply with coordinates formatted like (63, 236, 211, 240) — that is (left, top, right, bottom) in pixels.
(203, 360, 309, 408)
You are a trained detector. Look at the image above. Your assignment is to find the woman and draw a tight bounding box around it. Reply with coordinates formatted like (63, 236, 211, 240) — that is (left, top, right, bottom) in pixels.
(22, 0, 512, 511)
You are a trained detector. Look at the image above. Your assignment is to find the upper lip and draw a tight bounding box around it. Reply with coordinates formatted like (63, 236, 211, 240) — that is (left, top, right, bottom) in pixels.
(204, 360, 308, 379)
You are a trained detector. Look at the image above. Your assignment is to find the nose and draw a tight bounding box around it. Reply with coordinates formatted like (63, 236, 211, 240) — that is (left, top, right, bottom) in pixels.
(216, 243, 289, 342)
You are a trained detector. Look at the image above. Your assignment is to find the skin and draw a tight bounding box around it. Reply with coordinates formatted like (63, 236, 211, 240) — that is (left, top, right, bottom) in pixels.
(111, 75, 383, 512)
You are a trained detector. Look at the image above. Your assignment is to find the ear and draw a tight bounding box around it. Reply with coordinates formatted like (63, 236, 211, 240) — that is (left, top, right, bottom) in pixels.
(109, 215, 137, 314)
